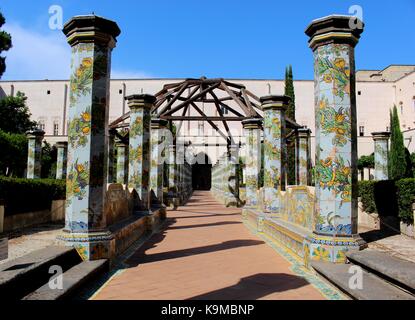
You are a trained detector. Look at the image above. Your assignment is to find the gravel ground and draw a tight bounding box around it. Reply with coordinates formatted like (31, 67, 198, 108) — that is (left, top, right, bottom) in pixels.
(0, 223, 64, 265)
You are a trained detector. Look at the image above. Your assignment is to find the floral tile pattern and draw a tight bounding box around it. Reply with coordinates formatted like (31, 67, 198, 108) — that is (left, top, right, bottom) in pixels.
(296, 132, 311, 185)
(263, 108, 285, 213)
(374, 137, 389, 180)
(244, 122, 262, 208)
(128, 105, 151, 210)
(116, 142, 128, 184)
(150, 125, 167, 204)
(65, 41, 111, 234)
(26, 134, 43, 179)
(313, 43, 357, 237)
(56, 143, 68, 179)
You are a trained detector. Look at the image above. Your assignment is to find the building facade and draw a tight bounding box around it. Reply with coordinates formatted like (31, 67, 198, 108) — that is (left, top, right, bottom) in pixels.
(1, 64, 414, 165)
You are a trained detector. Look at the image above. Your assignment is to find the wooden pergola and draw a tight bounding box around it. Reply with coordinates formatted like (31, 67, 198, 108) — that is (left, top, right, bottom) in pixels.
(109, 77, 301, 145)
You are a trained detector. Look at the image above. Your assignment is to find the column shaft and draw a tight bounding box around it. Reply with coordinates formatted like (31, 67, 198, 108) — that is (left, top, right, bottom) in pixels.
(56, 141, 68, 179)
(372, 132, 390, 180)
(61, 15, 120, 261)
(304, 15, 366, 263)
(26, 130, 44, 179)
(261, 96, 289, 214)
(296, 128, 312, 186)
(150, 119, 168, 206)
(242, 119, 262, 208)
(127, 94, 155, 212)
(116, 140, 128, 184)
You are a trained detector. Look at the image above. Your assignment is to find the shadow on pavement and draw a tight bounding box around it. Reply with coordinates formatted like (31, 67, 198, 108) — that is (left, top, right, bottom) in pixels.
(188, 273, 310, 300)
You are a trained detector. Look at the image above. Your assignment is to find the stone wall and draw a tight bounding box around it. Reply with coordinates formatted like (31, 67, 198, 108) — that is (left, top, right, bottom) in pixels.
(0, 199, 65, 233)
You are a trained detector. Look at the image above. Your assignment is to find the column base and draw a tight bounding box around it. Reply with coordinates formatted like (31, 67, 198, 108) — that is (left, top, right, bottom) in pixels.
(57, 230, 115, 261)
(58, 208, 168, 262)
(304, 233, 367, 266)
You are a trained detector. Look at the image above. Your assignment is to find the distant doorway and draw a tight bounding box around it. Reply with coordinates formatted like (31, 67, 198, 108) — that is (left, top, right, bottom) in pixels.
(192, 153, 212, 190)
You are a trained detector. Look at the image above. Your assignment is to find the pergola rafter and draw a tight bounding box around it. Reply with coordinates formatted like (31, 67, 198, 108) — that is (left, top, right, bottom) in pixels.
(109, 77, 301, 145)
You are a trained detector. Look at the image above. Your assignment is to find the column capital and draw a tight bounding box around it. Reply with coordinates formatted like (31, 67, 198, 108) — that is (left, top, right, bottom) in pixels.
(371, 131, 391, 140)
(151, 118, 169, 129)
(260, 95, 290, 111)
(115, 138, 128, 147)
(63, 15, 121, 47)
(305, 15, 364, 50)
(242, 118, 262, 129)
(298, 127, 312, 138)
(126, 94, 156, 110)
(55, 141, 68, 148)
(26, 129, 45, 138)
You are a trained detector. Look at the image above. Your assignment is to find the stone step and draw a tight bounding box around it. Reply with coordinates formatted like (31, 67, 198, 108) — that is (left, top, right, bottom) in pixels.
(311, 261, 415, 300)
(0, 246, 81, 300)
(346, 249, 415, 294)
(23, 259, 108, 300)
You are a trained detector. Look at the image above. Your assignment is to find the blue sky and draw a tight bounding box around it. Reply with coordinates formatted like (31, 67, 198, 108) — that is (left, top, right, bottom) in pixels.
(0, 0, 414, 80)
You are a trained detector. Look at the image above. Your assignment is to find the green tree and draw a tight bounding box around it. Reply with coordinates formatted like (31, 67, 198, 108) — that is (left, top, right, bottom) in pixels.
(358, 154, 374, 170)
(0, 12, 12, 78)
(285, 65, 296, 185)
(0, 91, 37, 134)
(411, 152, 415, 177)
(41, 141, 57, 178)
(0, 129, 27, 177)
(389, 105, 408, 180)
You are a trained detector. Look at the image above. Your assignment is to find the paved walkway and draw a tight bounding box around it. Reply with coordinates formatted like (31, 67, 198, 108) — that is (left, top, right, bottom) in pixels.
(92, 191, 325, 300)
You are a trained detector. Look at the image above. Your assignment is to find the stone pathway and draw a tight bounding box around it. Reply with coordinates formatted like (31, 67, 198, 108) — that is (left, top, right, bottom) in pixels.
(92, 191, 328, 300)
(359, 226, 415, 264)
(0, 224, 63, 265)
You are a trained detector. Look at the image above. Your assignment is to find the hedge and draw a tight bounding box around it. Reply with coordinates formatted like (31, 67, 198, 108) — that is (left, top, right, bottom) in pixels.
(395, 178, 415, 224)
(358, 178, 415, 223)
(0, 177, 66, 216)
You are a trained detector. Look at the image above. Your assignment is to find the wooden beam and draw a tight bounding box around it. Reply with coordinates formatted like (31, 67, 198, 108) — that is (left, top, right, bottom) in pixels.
(209, 91, 235, 145)
(209, 91, 245, 117)
(190, 102, 228, 142)
(160, 116, 247, 121)
(175, 103, 190, 137)
(244, 89, 261, 102)
(223, 80, 246, 89)
(156, 82, 189, 115)
(164, 82, 221, 116)
(109, 112, 130, 128)
(220, 82, 253, 117)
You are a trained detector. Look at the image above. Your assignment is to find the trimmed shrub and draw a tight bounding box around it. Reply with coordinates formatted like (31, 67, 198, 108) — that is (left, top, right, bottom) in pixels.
(395, 178, 415, 224)
(0, 177, 65, 216)
(358, 180, 376, 213)
(358, 178, 415, 223)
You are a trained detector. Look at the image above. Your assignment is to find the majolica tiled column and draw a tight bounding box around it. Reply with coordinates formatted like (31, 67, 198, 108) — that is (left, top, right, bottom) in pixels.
(127, 94, 154, 213)
(176, 144, 185, 204)
(26, 130, 44, 179)
(218, 155, 226, 203)
(296, 128, 312, 186)
(107, 128, 117, 183)
(242, 118, 262, 209)
(304, 15, 366, 264)
(150, 119, 168, 207)
(261, 96, 289, 215)
(225, 145, 240, 206)
(61, 15, 121, 261)
(372, 132, 390, 181)
(56, 142, 68, 179)
(115, 138, 128, 184)
(167, 144, 179, 208)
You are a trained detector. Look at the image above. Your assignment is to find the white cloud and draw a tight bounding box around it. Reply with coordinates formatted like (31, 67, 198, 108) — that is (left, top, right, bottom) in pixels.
(1, 23, 154, 81)
(2, 23, 71, 80)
